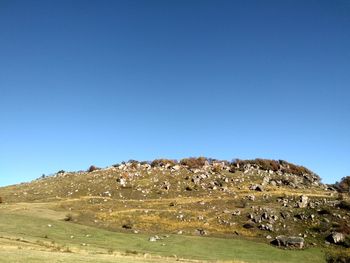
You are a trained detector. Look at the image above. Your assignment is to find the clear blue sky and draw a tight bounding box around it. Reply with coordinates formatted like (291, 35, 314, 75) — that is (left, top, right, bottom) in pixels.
(1, 0, 349, 186)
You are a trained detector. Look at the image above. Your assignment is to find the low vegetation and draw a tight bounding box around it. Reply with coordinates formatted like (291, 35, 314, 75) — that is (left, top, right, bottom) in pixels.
(0, 212, 325, 263)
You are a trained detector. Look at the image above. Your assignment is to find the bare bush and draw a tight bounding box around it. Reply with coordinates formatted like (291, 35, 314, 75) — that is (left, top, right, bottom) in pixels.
(180, 157, 207, 169)
(231, 158, 315, 176)
(87, 165, 101, 172)
(151, 159, 177, 167)
(335, 176, 350, 193)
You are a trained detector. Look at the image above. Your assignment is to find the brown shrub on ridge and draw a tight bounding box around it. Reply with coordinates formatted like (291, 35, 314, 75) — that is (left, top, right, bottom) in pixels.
(231, 158, 315, 176)
(151, 159, 177, 167)
(255, 159, 280, 171)
(180, 157, 207, 169)
(279, 160, 313, 176)
(87, 165, 101, 173)
(335, 176, 350, 193)
(231, 158, 280, 171)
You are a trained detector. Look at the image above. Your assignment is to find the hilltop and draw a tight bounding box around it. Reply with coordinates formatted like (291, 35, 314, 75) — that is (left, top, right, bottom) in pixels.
(0, 157, 349, 262)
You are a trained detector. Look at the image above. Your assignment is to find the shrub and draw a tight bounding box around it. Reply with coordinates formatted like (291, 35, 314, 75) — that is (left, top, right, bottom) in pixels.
(212, 165, 222, 173)
(279, 160, 314, 176)
(231, 159, 245, 169)
(318, 208, 332, 215)
(231, 158, 316, 176)
(243, 223, 254, 229)
(151, 159, 177, 167)
(335, 221, 350, 235)
(338, 201, 350, 211)
(231, 158, 280, 171)
(87, 165, 101, 172)
(326, 250, 350, 262)
(122, 223, 133, 229)
(255, 159, 280, 171)
(180, 157, 207, 169)
(335, 176, 350, 193)
(0, 197, 2, 204)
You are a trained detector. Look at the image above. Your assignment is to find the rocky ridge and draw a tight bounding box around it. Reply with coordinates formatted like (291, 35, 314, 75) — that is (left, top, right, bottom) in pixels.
(0, 158, 349, 251)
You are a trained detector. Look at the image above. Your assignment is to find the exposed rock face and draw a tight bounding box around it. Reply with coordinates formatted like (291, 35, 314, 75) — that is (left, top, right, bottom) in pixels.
(273, 235, 305, 249)
(327, 232, 345, 244)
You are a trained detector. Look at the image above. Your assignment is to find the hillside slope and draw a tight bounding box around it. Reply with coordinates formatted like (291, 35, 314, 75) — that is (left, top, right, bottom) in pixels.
(0, 158, 349, 262)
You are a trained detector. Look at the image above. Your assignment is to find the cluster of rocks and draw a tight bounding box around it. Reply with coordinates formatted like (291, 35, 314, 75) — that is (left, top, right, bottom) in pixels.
(246, 208, 279, 232)
(272, 235, 305, 249)
(38, 158, 325, 201)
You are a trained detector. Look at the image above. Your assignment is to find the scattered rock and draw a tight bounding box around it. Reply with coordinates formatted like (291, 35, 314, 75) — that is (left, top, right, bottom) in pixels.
(272, 235, 304, 249)
(195, 228, 208, 236)
(250, 184, 264, 191)
(149, 235, 161, 242)
(247, 195, 256, 201)
(297, 195, 309, 208)
(232, 210, 241, 216)
(149, 237, 157, 242)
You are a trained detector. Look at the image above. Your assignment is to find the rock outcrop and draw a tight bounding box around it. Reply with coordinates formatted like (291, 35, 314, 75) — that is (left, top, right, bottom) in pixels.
(272, 235, 305, 249)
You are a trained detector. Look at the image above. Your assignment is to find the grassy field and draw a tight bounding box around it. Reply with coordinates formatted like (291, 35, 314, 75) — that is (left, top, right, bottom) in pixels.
(0, 203, 326, 263)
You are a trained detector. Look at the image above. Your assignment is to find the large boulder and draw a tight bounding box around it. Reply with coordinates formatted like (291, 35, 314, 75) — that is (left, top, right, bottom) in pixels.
(327, 232, 345, 244)
(272, 235, 304, 249)
(297, 195, 309, 208)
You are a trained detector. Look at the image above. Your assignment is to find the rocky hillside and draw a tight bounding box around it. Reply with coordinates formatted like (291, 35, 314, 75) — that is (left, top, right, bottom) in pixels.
(0, 158, 349, 256)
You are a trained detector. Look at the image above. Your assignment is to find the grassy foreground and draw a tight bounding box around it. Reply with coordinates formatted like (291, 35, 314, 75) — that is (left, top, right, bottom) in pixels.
(0, 205, 325, 263)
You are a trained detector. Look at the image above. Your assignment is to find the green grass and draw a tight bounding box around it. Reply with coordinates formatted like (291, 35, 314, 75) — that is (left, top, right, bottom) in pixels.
(0, 249, 173, 263)
(0, 211, 325, 263)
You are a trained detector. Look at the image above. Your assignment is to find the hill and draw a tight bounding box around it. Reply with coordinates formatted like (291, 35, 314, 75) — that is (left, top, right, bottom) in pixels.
(0, 158, 349, 262)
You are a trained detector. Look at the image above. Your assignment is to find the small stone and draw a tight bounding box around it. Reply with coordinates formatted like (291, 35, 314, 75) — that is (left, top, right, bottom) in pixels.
(149, 236, 157, 242)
